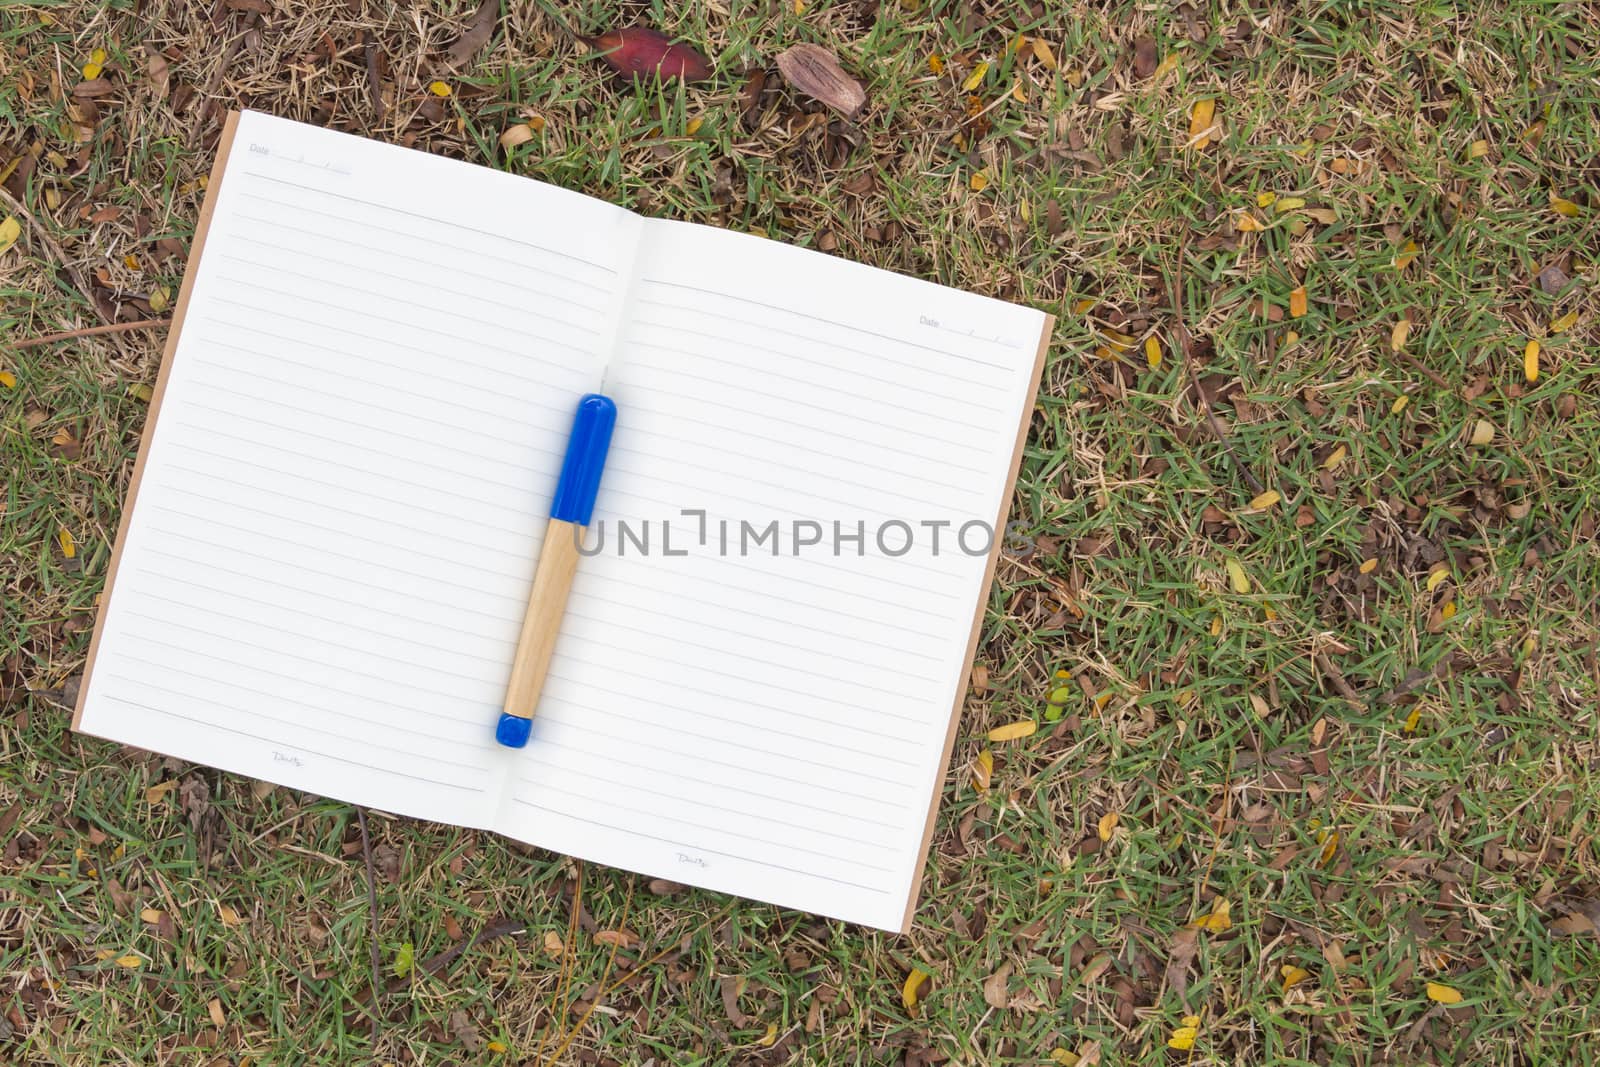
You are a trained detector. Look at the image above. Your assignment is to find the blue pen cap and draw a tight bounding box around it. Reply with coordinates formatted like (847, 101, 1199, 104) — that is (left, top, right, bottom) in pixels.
(548, 393, 617, 525)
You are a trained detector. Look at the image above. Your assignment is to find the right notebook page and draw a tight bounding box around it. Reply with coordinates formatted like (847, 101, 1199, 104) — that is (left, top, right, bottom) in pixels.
(497, 219, 1050, 931)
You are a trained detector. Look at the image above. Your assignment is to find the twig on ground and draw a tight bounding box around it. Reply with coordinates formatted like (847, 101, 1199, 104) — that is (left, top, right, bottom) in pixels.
(540, 875, 637, 1067)
(0, 185, 115, 329)
(355, 807, 384, 1046)
(533, 863, 585, 1065)
(1164, 237, 1267, 498)
(15, 319, 166, 350)
(363, 31, 385, 122)
(1391, 346, 1452, 390)
(1314, 653, 1364, 708)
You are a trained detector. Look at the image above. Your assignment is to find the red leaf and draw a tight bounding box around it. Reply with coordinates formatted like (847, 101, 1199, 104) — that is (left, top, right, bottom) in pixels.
(584, 25, 712, 82)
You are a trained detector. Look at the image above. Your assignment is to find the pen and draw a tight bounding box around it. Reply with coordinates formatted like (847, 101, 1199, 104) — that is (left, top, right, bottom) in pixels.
(496, 393, 617, 748)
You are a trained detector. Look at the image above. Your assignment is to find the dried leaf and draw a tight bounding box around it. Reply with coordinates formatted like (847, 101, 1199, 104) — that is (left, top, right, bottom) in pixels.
(1524, 340, 1540, 383)
(971, 748, 993, 792)
(1133, 36, 1158, 78)
(1049, 1050, 1080, 1067)
(982, 962, 1011, 1009)
(58, 527, 76, 559)
(140, 908, 164, 924)
(988, 720, 1036, 742)
(969, 169, 989, 192)
(1549, 193, 1581, 218)
(208, 997, 226, 1028)
(218, 903, 244, 927)
(145, 779, 177, 804)
(1249, 490, 1280, 510)
(0, 371, 15, 389)
(1274, 196, 1306, 213)
(115, 954, 142, 968)
(1289, 286, 1308, 318)
(1168, 1018, 1200, 1050)
(1426, 981, 1463, 1004)
(1318, 830, 1340, 867)
(393, 941, 415, 977)
(1281, 964, 1311, 991)
(428, 80, 452, 97)
(1469, 419, 1494, 446)
(499, 123, 537, 149)
(1188, 97, 1216, 149)
(1191, 898, 1232, 933)
(1392, 394, 1409, 414)
(1359, 557, 1377, 575)
(901, 967, 930, 1015)
(962, 60, 990, 92)
(0, 216, 20, 255)
(776, 43, 866, 117)
(1226, 558, 1250, 594)
(1551, 310, 1579, 333)
(1468, 139, 1488, 158)
(543, 930, 565, 957)
(1097, 811, 1118, 842)
(444, 0, 500, 66)
(1144, 336, 1162, 369)
(1426, 567, 1449, 592)
(148, 286, 169, 313)
(594, 928, 637, 948)
(1324, 445, 1347, 470)
(586, 25, 712, 83)
(1394, 239, 1420, 270)
(1032, 38, 1057, 69)
(1390, 319, 1411, 352)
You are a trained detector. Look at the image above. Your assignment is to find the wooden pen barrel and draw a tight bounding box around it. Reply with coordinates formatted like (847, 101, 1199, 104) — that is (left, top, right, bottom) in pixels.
(502, 517, 583, 721)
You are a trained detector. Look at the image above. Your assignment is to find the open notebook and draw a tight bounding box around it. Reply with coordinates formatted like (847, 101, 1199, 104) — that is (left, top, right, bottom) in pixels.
(73, 110, 1052, 931)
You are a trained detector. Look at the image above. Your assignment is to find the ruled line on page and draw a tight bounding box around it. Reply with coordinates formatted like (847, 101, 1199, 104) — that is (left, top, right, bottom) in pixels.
(631, 295, 1018, 389)
(101, 694, 484, 791)
(116, 629, 496, 738)
(539, 673, 923, 771)
(227, 214, 613, 315)
(626, 311, 1011, 408)
(205, 296, 596, 392)
(640, 277, 1014, 367)
(511, 799, 892, 893)
(237, 169, 619, 276)
(104, 666, 492, 760)
(522, 737, 903, 827)
(625, 344, 1002, 436)
(511, 755, 897, 848)
(512, 784, 896, 873)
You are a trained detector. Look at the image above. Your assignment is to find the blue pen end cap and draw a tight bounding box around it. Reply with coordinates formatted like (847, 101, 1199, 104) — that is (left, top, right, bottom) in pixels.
(549, 393, 617, 526)
(496, 713, 532, 749)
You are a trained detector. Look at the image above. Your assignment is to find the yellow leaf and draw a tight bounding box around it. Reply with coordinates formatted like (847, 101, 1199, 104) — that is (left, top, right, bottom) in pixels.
(1032, 38, 1057, 69)
(1524, 340, 1539, 383)
(1145, 336, 1162, 369)
(0, 371, 15, 389)
(970, 169, 990, 192)
(1011, 81, 1025, 103)
(971, 748, 993, 792)
(1226, 558, 1250, 594)
(487, 1040, 507, 1054)
(1256, 191, 1277, 208)
(1390, 319, 1411, 352)
(793, 0, 806, 12)
(1469, 419, 1494, 446)
(902, 967, 930, 1015)
(1154, 53, 1180, 79)
(1048, 1050, 1080, 1067)
(1549, 193, 1580, 218)
(1359, 557, 1377, 575)
(1282, 964, 1311, 991)
(1394, 239, 1420, 270)
(928, 53, 945, 75)
(130, 382, 153, 402)
(1274, 196, 1306, 213)
(543, 930, 565, 957)
(1318, 830, 1340, 867)
(1097, 811, 1118, 841)
(82, 61, 104, 80)
(59, 527, 76, 559)
(208, 998, 226, 1028)
(988, 720, 1037, 742)
(428, 81, 452, 98)
(1234, 212, 1261, 232)
(1426, 568, 1449, 592)
(962, 61, 990, 92)
(145, 779, 177, 804)
(1262, 603, 1278, 621)
(1249, 490, 1280, 510)
(1188, 98, 1216, 149)
(148, 286, 169, 314)
(1392, 395, 1409, 414)
(500, 123, 536, 149)
(1071, 298, 1096, 316)
(0, 215, 21, 255)
(1191, 898, 1232, 933)
(1169, 1024, 1199, 1050)
(218, 904, 244, 927)
(758, 1021, 778, 1046)
(1289, 286, 1308, 318)
(1284, 330, 1299, 346)
(1441, 601, 1457, 621)
(1018, 199, 1032, 223)
(140, 908, 164, 924)
(115, 954, 142, 968)
(1403, 706, 1422, 734)
(1468, 139, 1488, 159)
(1323, 445, 1347, 470)
(1551, 310, 1579, 333)
(1209, 614, 1223, 636)
(1426, 981, 1463, 1004)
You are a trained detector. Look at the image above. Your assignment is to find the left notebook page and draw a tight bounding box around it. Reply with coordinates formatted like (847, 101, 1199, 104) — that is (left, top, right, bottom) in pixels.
(74, 110, 636, 827)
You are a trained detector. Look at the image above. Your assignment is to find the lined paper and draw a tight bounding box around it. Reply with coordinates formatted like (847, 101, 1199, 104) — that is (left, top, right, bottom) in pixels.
(501, 219, 1046, 930)
(76, 110, 1048, 930)
(77, 110, 635, 828)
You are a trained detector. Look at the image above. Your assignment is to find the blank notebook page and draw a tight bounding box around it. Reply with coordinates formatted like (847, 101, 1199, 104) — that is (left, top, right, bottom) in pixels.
(500, 220, 1047, 930)
(75, 110, 635, 827)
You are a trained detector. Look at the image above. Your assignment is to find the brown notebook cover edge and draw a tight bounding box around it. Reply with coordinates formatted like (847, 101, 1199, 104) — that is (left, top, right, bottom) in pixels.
(898, 311, 1054, 933)
(71, 110, 242, 732)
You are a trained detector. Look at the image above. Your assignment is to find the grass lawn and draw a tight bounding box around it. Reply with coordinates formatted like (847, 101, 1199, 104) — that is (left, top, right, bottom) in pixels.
(3, 0, 1599, 1063)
